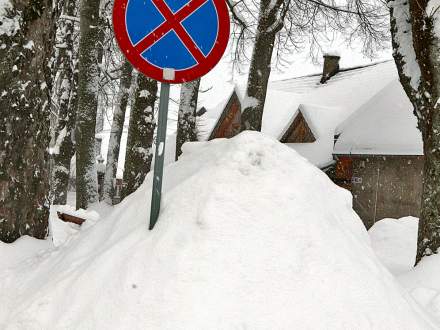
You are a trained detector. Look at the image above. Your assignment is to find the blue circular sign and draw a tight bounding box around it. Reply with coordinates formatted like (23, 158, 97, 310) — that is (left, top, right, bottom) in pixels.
(113, 0, 230, 83)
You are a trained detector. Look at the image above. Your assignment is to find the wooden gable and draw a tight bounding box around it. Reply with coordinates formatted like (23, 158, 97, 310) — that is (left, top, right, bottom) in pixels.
(280, 111, 316, 143)
(208, 91, 241, 140)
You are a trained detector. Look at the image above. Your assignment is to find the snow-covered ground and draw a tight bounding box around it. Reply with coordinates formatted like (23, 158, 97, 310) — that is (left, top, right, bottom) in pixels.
(0, 133, 437, 329)
(370, 217, 440, 326)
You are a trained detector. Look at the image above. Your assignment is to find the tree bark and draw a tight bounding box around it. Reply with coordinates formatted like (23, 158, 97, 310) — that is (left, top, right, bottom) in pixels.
(389, 0, 440, 264)
(240, 0, 282, 131)
(0, 0, 57, 242)
(122, 74, 157, 199)
(51, 0, 78, 205)
(103, 60, 133, 204)
(75, 0, 101, 209)
(175, 78, 200, 160)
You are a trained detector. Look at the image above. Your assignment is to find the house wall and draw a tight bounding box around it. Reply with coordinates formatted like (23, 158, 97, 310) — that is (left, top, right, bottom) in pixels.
(334, 155, 424, 229)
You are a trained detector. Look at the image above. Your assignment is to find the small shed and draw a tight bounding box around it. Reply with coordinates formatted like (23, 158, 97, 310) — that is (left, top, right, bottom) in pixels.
(333, 80, 423, 229)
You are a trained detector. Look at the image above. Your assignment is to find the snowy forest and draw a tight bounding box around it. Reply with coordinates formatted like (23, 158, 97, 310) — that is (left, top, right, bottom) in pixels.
(2, 0, 440, 328)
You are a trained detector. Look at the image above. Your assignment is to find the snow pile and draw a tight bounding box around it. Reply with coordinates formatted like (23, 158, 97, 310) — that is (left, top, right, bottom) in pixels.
(400, 254, 440, 325)
(369, 217, 419, 275)
(368, 217, 440, 325)
(0, 236, 52, 271)
(0, 132, 433, 329)
(49, 205, 101, 247)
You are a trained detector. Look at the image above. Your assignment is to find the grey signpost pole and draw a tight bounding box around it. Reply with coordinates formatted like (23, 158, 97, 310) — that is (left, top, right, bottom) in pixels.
(149, 82, 170, 230)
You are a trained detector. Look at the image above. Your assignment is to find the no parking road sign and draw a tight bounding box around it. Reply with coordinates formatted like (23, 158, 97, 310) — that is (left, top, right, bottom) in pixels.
(113, 0, 230, 83)
(113, 0, 230, 230)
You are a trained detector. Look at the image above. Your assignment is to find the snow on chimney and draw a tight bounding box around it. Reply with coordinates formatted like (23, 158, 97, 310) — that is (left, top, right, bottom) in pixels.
(320, 52, 340, 84)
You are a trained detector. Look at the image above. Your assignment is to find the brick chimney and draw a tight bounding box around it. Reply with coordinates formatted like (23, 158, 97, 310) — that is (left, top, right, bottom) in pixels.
(320, 53, 340, 84)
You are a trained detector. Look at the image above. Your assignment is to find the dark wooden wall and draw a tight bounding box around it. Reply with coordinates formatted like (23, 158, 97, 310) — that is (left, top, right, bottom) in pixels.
(334, 155, 424, 229)
(210, 93, 241, 139)
(280, 112, 316, 143)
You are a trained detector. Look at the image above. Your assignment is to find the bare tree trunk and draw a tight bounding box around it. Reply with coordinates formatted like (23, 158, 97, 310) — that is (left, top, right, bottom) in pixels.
(389, 0, 440, 264)
(51, 0, 78, 205)
(103, 60, 133, 204)
(75, 0, 101, 209)
(122, 74, 157, 199)
(240, 0, 283, 131)
(0, 0, 57, 242)
(175, 78, 200, 160)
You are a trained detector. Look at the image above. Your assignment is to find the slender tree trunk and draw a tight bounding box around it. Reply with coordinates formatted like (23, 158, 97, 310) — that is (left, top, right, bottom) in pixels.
(122, 74, 157, 199)
(419, 129, 440, 262)
(103, 60, 133, 204)
(175, 78, 200, 160)
(0, 0, 57, 242)
(240, 0, 283, 131)
(75, 0, 101, 209)
(389, 0, 440, 264)
(51, 0, 78, 205)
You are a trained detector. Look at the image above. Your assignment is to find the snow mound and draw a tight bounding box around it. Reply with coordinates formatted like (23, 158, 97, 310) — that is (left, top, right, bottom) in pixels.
(369, 217, 418, 275)
(0, 132, 433, 329)
(369, 217, 440, 325)
(0, 236, 52, 271)
(400, 253, 440, 326)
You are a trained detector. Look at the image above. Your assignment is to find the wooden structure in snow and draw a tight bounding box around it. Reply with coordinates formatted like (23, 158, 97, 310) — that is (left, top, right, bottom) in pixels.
(57, 212, 86, 226)
(208, 91, 241, 140)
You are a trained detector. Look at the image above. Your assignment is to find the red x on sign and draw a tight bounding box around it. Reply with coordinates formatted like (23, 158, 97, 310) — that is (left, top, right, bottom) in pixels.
(113, 0, 230, 83)
(134, 0, 207, 64)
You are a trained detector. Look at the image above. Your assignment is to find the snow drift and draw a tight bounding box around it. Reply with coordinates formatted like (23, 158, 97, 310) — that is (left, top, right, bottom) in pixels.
(368, 217, 440, 325)
(0, 132, 433, 329)
(369, 217, 419, 276)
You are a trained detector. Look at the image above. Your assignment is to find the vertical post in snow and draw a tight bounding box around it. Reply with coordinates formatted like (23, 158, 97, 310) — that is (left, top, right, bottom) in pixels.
(149, 82, 170, 230)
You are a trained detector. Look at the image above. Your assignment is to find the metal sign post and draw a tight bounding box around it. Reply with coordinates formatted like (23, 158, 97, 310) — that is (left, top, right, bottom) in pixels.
(149, 82, 170, 230)
(113, 0, 230, 229)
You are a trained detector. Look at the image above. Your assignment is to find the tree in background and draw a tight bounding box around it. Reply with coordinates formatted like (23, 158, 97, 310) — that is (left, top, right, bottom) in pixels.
(227, 0, 388, 131)
(51, 0, 79, 205)
(122, 74, 158, 199)
(0, 0, 57, 241)
(103, 60, 133, 204)
(175, 79, 201, 160)
(75, 0, 102, 209)
(389, 0, 440, 264)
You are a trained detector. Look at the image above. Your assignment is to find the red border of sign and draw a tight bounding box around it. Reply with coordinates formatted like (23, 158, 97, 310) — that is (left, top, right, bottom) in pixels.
(113, 0, 230, 84)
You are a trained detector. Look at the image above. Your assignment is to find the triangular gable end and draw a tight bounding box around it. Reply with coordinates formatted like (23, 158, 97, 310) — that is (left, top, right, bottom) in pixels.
(280, 110, 316, 143)
(208, 90, 242, 140)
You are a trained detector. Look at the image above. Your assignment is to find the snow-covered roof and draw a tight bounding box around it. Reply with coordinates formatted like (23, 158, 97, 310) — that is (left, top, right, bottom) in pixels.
(198, 60, 406, 167)
(333, 80, 422, 155)
(269, 60, 397, 135)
